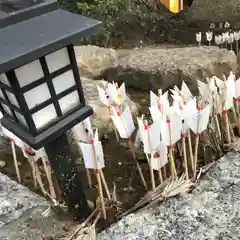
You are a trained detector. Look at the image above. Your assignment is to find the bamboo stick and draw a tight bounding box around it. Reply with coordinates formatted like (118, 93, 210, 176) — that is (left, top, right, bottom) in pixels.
(42, 158, 56, 200)
(166, 117, 177, 177)
(100, 170, 111, 200)
(144, 120, 155, 190)
(128, 138, 148, 191)
(90, 135, 106, 219)
(193, 106, 201, 179)
(10, 139, 21, 183)
(187, 130, 194, 172)
(182, 133, 189, 180)
(28, 157, 37, 189)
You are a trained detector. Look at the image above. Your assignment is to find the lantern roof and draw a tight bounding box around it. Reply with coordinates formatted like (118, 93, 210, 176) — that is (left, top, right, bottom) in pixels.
(0, 0, 102, 73)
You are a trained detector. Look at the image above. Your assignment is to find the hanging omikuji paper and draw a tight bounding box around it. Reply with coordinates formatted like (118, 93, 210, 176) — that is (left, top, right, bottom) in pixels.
(79, 130, 105, 170)
(72, 117, 93, 143)
(111, 106, 135, 138)
(137, 118, 162, 154)
(108, 82, 126, 106)
(150, 143, 168, 171)
(186, 104, 211, 134)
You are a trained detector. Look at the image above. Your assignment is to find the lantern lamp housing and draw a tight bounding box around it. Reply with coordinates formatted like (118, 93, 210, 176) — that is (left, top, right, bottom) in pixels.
(0, 0, 102, 149)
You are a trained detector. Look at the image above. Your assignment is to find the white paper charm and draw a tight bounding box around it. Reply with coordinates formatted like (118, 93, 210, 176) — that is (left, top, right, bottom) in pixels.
(108, 82, 126, 105)
(181, 81, 193, 101)
(206, 31, 213, 44)
(150, 90, 169, 113)
(224, 72, 235, 110)
(2, 127, 24, 148)
(111, 106, 135, 138)
(186, 104, 211, 134)
(181, 98, 197, 133)
(196, 32, 202, 45)
(149, 105, 165, 122)
(137, 119, 162, 154)
(150, 143, 168, 170)
(162, 112, 182, 146)
(79, 141, 105, 169)
(97, 85, 114, 106)
(72, 117, 93, 143)
(235, 78, 240, 97)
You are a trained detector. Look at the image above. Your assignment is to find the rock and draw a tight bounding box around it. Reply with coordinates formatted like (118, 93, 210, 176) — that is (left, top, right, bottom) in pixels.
(81, 77, 139, 135)
(74, 45, 118, 79)
(97, 152, 240, 240)
(102, 46, 237, 93)
(0, 160, 6, 168)
(187, 0, 240, 24)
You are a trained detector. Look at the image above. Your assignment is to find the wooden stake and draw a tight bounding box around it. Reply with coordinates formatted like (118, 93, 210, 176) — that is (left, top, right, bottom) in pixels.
(193, 133, 199, 179)
(181, 133, 189, 180)
(158, 167, 163, 184)
(108, 106, 119, 142)
(193, 106, 201, 179)
(232, 105, 240, 135)
(235, 98, 240, 116)
(115, 107, 147, 190)
(128, 138, 148, 191)
(28, 157, 37, 189)
(163, 165, 167, 179)
(187, 130, 194, 172)
(42, 158, 56, 200)
(223, 110, 231, 143)
(10, 139, 21, 183)
(144, 120, 155, 190)
(90, 136, 106, 219)
(236, 40, 239, 55)
(214, 114, 222, 141)
(100, 170, 111, 200)
(95, 170, 106, 219)
(34, 159, 49, 196)
(166, 118, 177, 177)
(86, 168, 92, 189)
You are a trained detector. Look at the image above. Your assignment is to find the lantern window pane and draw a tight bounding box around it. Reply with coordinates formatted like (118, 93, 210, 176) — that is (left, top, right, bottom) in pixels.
(0, 74, 10, 86)
(2, 104, 12, 116)
(14, 111, 27, 127)
(52, 70, 75, 94)
(24, 83, 51, 109)
(14, 60, 44, 87)
(59, 91, 80, 114)
(0, 89, 5, 100)
(5, 91, 19, 107)
(45, 48, 70, 73)
(32, 104, 57, 130)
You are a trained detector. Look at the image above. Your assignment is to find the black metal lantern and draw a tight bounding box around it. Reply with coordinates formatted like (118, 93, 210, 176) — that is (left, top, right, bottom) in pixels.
(0, 0, 101, 149)
(0, 0, 102, 219)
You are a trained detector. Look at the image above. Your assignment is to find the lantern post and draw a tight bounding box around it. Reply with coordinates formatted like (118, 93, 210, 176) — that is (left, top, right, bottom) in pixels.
(0, 0, 102, 220)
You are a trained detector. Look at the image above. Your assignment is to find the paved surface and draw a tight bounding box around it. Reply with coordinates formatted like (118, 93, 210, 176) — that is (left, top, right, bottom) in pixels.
(0, 173, 69, 240)
(98, 152, 240, 240)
